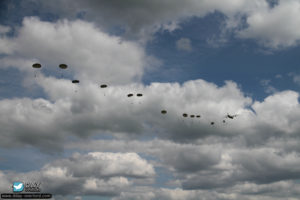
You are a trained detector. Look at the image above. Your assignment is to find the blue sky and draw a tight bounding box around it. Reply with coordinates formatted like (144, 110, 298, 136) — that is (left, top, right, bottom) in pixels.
(1, 0, 300, 200)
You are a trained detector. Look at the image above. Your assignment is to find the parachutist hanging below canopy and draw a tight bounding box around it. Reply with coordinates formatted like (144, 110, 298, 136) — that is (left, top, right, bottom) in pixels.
(32, 63, 42, 78)
(59, 64, 68, 78)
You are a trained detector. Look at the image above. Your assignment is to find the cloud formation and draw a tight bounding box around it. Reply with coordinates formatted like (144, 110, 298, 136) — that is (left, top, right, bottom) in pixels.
(24, 0, 300, 49)
(0, 152, 154, 196)
(1, 5, 300, 199)
(238, 0, 300, 48)
(0, 17, 148, 84)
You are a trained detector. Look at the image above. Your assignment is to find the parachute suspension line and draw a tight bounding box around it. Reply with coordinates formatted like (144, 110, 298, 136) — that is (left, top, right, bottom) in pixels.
(32, 63, 42, 79)
(59, 64, 68, 79)
(72, 80, 80, 93)
(100, 84, 108, 96)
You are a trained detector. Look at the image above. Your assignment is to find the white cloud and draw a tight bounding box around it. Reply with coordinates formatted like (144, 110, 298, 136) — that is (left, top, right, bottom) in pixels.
(35, 0, 268, 42)
(238, 0, 300, 48)
(71, 0, 300, 49)
(0, 76, 255, 151)
(0, 17, 149, 84)
(0, 152, 154, 196)
(7, 0, 300, 49)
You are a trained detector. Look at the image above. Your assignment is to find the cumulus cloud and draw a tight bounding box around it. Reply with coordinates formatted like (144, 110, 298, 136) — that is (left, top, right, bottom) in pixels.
(2, 4, 300, 199)
(113, 184, 300, 200)
(238, 0, 300, 48)
(67, 137, 300, 194)
(0, 17, 149, 84)
(0, 74, 257, 152)
(0, 152, 154, 196)
(35, 0, 265, 41)
(5, 0, 300, 49)
(51, 0, 300, 49)
(176, 38, 192, 52)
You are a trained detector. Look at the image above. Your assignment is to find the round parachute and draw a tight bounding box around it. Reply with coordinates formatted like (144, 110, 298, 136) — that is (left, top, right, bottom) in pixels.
(190, 115, 195, 118)
(32, 63, 42, 68)
(161, 110, 167, 114)
(182, 113, 188, 117)
(127, 93, 133, 97)
(72, 80, 80, 84)
(59, 64, 68, 69)
(100, 84, 107, 88)
(211, 122, 215, 125)
(137, 93, 143, 97)
(196, 115, 201, 118)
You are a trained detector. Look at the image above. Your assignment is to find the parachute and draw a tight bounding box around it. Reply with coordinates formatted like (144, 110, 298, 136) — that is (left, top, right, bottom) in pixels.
(72, 80, 80, 92)
(196, 115, 201, 118)
(211, 122, 215, 125)
(100, 84, 108, 96)
(161, 110, 167, 114)
(32, 63, 42, 68)
(182, 113, 188, 117)
(190, 115, 195, 118)
(137, 93, 143, 97)
(127, 93, 133, 97)
(58, 64, 68, 78)
(32, 63, 42, 78)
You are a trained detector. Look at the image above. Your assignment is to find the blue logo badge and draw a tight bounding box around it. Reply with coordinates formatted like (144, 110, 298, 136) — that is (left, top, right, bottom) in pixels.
(13, 182, 24, 192)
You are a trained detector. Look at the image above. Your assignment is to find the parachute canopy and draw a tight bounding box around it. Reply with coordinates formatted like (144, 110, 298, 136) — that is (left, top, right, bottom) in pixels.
(72, 80, 80, 84)
(100, 84, 107, 88)
(127, 93, 133, 97)
(183, 113, 188, 117)
(196, 115, 201, 118)
(211, 122, 215, 125)
(137, 93, 143, 97)
(161, 110, 167, 114)
(32, 63, 41, 68)
(59, 64, 68, 69)
(190, 115, 195, 118)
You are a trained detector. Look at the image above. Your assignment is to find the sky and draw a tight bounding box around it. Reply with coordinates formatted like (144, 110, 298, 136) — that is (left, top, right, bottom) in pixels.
(1, 0, 300, 199)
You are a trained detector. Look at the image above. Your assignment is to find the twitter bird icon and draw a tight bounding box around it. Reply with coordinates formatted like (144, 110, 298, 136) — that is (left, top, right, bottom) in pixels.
(13, 182, 24, 192)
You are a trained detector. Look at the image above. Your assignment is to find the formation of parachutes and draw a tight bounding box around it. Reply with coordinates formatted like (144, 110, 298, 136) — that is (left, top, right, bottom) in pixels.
(32, 63, 238, 125)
